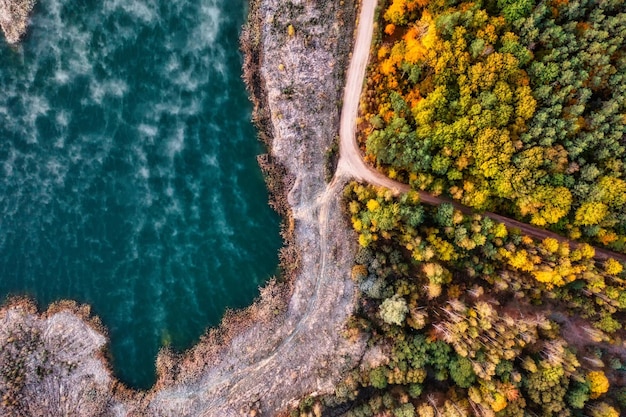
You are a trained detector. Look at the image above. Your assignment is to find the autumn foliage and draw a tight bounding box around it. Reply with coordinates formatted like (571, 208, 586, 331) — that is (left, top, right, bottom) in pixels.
(333, 183, 626, 417)
(360, 0, 626, 253)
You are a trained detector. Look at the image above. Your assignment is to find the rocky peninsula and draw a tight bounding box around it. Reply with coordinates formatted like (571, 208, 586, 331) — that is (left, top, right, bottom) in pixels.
(0, 0, 36, 44)
(0, 0, 365, 415)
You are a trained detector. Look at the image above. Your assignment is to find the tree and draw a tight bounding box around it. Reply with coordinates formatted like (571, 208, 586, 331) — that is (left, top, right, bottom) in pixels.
(604, 258, 623, 275)
(497, 0, 535, 22)
(566, 382, 590, 409)
(426, 340, 452, 381)
(587, 371, 610, 399)
(384, 0, 410, 25)
(589, 402, 620, 417)
(380, 295, 409, 326)
(524, 363, 569, 416)
(435, 203, 455, 227)
(449, 356, 476, 388)
(574, 202, 608, 226)
(394, 403, 416, 417)
(370, 367, 388, 389)
(417, 404, 435, 417)
(408, 383, 423, 398)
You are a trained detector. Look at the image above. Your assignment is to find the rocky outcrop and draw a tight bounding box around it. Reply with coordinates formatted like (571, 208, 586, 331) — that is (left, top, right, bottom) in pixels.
(0, 0, 36, 44)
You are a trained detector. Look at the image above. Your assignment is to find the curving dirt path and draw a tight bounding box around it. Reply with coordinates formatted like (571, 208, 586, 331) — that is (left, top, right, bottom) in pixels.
(335, 0, 626, 263)
(335, 0, 409, 195)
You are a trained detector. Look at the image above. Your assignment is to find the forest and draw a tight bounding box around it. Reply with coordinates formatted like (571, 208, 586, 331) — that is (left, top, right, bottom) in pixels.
(360, 0, 626, 253)
(292, 183, 626, 416)
(291, 0, 626, 416)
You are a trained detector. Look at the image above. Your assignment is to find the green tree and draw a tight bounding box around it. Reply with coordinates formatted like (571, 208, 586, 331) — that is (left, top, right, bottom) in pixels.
(394, 403, 416, 417)
(449, 356, 476, 388)
(566, 382, 590, 409)
(370, 367, 388, 389)
(435, 203, 455, 227)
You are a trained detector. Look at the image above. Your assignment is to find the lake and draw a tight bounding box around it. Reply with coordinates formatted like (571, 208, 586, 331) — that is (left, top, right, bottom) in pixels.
(0, 0, 281, 389)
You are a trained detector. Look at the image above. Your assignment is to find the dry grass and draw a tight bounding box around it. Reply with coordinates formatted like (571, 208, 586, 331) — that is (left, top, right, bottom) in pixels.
(0, 299, 115, 416)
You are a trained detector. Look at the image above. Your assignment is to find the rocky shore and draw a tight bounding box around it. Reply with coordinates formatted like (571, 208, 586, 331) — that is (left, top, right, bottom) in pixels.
(0, 0, 363, 415)
(0, 0, 36, 44)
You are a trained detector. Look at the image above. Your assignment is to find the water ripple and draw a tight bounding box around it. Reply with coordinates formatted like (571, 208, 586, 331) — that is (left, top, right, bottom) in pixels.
(0, 0, 281, 389)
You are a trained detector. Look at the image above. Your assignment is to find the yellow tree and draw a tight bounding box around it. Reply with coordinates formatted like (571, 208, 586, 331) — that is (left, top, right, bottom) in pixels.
(587, 370, 610, 399)
(574, 202, 609, 226)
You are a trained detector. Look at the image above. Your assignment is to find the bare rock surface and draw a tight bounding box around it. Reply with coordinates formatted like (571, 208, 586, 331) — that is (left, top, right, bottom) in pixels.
(0, 0, 36, 44)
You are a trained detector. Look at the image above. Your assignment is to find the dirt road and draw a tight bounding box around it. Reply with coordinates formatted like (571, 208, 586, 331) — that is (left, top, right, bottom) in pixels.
(335, 0, 626, 263)
(335, 0, 412, 195)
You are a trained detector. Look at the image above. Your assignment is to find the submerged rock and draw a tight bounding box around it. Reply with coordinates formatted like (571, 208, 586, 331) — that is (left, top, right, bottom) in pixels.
(0, 0, 36, 44)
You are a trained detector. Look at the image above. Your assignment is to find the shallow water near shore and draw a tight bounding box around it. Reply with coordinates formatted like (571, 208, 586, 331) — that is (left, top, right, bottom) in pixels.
(0, 0, 281, 389)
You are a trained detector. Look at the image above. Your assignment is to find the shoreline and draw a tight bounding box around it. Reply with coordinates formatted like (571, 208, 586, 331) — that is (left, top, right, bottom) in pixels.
(0, 0, 364, 415)
(241, 0, 300, 285)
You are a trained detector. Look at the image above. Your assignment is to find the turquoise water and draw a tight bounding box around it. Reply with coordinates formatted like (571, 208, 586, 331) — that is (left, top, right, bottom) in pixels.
(0, 0, 281, 389)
